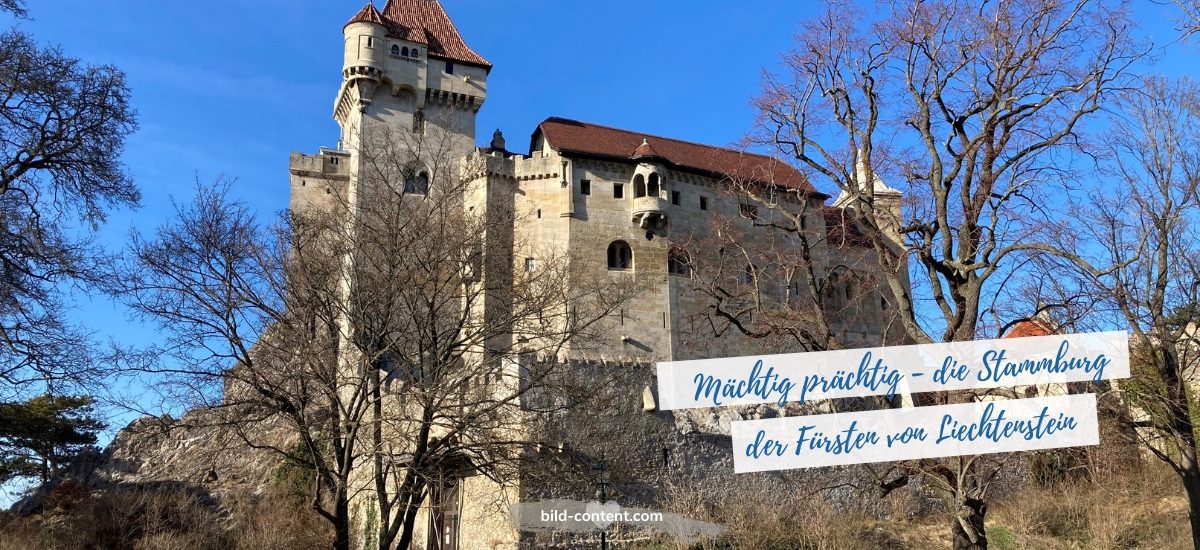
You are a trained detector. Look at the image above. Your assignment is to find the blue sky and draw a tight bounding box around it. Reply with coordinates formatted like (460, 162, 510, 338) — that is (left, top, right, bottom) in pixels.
(3, 0, 1195, 425)
(8, 0, 829, 358)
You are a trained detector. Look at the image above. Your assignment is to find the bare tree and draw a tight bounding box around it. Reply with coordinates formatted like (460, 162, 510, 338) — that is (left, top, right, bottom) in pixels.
(0, 1, 24, 18)
(676, 179, 900, 359)
(116, 180, 366, 549)
(1176, 0, 1200, 38)
(1031, 77, 1200, 549)
(119, 118, 633, 549)
(0, 7, 138, 399)
(697, 0, 1142, 547)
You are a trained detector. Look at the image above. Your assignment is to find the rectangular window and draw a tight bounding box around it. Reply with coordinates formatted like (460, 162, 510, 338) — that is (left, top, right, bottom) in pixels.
(739, 203, 759, 220)
(366, 37, 374, 48)
(671, 191, 681, 205)
(524, 258, 535, 272)
(699, 196, 708, 210)
(445, 61, 455, 74)
(614, 183, 624, 199)
(580, 179, 591, 195)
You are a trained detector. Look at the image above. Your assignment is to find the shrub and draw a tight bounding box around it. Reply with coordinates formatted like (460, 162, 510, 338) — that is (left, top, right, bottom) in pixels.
(0, 483, 329, 550)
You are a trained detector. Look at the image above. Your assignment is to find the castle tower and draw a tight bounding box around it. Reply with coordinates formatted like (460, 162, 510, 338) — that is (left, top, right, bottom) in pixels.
(289, 0, 491, 214)
(336, 0, 491, 184)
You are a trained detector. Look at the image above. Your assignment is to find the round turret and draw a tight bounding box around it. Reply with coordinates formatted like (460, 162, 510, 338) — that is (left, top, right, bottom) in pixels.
(337, 3, 388, 116)
(343, 4, 387, 79)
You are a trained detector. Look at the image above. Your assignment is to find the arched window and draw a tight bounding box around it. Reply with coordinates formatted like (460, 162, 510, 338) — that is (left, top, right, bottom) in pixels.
(392, 45, 401, 56)
(633, 174, 646, 198)
(607, 241, 632, 271)
(647, 173, 660, 197)
(410, 47, 419, 58)
(404, 170, 430, 194)
(412, 110, 425, 133)
(668, 247, 690, 277)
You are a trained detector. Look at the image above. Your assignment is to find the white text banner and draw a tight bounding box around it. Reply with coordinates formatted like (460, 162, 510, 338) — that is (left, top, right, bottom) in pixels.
(731, 393, 1099, 472)
(656, 331, 1128, 410)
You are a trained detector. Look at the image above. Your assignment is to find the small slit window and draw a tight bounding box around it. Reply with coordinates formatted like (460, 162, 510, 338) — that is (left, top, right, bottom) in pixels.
(699, 196, 708, 210)
(671, 191, 680, 205)
(607, 241, 632, 271)
(413, 110, 425, 133)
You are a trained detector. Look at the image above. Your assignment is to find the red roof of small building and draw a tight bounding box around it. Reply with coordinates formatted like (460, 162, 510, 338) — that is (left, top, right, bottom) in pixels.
(346, 0, 491, 69)
(533, 117, 824, 196)
(1004, 319, 1055, 338)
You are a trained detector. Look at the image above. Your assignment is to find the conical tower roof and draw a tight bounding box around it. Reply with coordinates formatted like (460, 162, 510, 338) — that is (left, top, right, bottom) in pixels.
(345, 3, 385, 27)
(632, 138, 662, 160)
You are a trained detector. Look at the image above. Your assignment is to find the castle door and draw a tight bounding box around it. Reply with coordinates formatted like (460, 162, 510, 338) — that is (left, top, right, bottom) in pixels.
(427, 475, 461, 550)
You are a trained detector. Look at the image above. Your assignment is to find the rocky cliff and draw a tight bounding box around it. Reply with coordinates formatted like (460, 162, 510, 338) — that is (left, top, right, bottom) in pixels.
(98, 407, 295, 502)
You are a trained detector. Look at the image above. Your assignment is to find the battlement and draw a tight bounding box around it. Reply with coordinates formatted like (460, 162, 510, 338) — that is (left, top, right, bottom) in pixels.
(463, 149, 568, 183)
(289, 149, 351, 180)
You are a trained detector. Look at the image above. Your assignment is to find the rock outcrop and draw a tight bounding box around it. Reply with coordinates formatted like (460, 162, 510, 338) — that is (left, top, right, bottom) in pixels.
(95, 408, 295, 500)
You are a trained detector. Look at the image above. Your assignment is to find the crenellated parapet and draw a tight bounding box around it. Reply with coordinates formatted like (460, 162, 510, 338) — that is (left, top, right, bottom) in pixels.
(462, 149, 517, 181)
(511, 154, 563, 182)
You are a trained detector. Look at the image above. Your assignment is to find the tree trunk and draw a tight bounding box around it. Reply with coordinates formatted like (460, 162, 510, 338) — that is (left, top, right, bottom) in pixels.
(1176, 421, 1200, 550)
(333, 496, 351, 550)
(395, 501, 422, 550)
(1163, 349, 1200, 550)
(1183, 466, 1200, 550)
(950, 496, 988, 550)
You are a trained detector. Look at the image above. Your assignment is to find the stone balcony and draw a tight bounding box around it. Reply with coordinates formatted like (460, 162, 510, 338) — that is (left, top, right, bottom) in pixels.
(632, 196, 669, 230)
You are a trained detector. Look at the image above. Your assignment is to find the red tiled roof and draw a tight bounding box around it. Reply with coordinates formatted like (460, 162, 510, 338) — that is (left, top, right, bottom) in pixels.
(534, 117, 823, 195)
(1004, 319, 1055, 339)
(347, 0, 491, 69)
(823, 207, 872, 248)
(347, 3, 385, 26)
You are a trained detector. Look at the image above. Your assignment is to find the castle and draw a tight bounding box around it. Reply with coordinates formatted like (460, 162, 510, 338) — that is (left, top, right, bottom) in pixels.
(287, 1, 905, 548)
